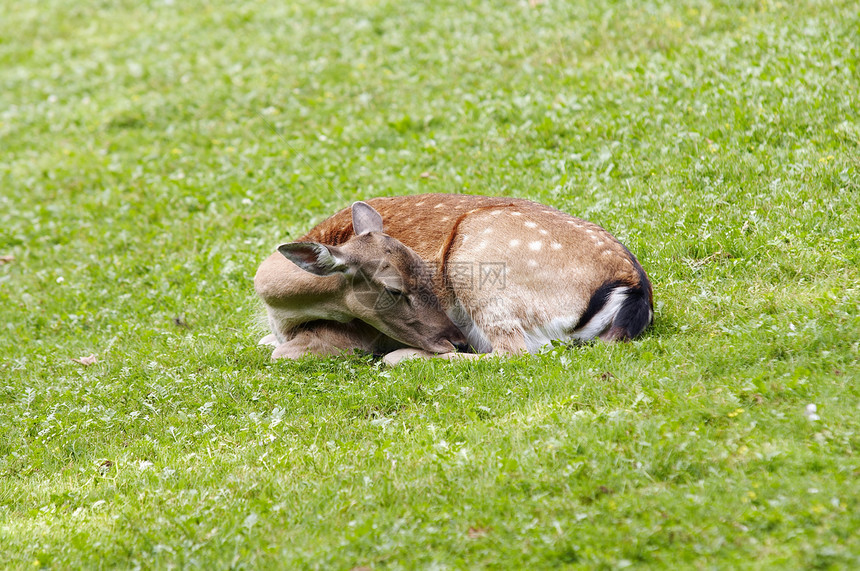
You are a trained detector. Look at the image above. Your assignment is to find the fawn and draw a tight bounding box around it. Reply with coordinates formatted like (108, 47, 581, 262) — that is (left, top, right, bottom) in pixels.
(255, 194, 652, 363)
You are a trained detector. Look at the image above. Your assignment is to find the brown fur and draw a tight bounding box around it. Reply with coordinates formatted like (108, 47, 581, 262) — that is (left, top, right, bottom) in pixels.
(302, 194, 641, 285)
(255, 194, 653, 361)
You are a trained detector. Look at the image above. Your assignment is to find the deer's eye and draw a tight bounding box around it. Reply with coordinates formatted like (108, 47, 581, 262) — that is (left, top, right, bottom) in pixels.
(384, 287, 412, 306)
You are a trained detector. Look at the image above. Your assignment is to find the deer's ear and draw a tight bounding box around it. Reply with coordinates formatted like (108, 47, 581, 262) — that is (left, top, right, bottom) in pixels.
(277, 242, 349, 276)
(351, 201, 384, 235)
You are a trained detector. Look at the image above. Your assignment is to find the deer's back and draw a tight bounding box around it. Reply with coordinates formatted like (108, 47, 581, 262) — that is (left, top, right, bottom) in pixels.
(300, 194, 519, 260)
(303, 194, 644, 287)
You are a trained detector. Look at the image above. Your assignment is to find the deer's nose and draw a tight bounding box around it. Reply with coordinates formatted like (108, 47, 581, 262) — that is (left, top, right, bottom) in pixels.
(439, 328, 469, 353)
(453, 340, 472, 353)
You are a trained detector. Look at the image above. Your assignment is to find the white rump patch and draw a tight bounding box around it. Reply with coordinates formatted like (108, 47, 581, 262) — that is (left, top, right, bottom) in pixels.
(570, 287, 630, 341)
(520, 287, 630, 352)
(523, 316, 581, 353)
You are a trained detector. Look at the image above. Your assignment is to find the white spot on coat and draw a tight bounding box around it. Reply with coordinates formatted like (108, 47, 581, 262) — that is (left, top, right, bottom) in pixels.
(529, 241, 542, 251)
(510, 239, 521, 247)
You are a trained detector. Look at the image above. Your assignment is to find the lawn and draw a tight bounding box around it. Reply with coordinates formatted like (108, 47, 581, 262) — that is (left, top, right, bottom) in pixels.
(1, 0, 859, 568)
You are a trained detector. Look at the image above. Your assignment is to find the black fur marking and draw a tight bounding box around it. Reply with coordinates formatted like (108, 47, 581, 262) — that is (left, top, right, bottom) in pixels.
(620, 244, 654, 308)
(611, 247, 654, 339)
(572, 280, 626, 333)
(571, 247, 654, 340)
(611, 286, 652, 340)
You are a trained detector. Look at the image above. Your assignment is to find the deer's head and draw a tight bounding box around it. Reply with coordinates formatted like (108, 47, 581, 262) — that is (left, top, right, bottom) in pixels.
(277, 202, 467, 354)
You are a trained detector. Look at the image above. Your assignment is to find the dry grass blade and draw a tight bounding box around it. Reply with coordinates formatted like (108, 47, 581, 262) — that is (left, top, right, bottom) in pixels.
(71, 354, 98, 366)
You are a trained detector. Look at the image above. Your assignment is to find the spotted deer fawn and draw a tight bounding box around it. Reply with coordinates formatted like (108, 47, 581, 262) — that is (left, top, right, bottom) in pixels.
(255, 194, 653, 363)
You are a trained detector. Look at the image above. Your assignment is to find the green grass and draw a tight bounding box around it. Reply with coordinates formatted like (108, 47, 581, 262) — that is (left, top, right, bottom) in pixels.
(1, 0, 859, 568)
